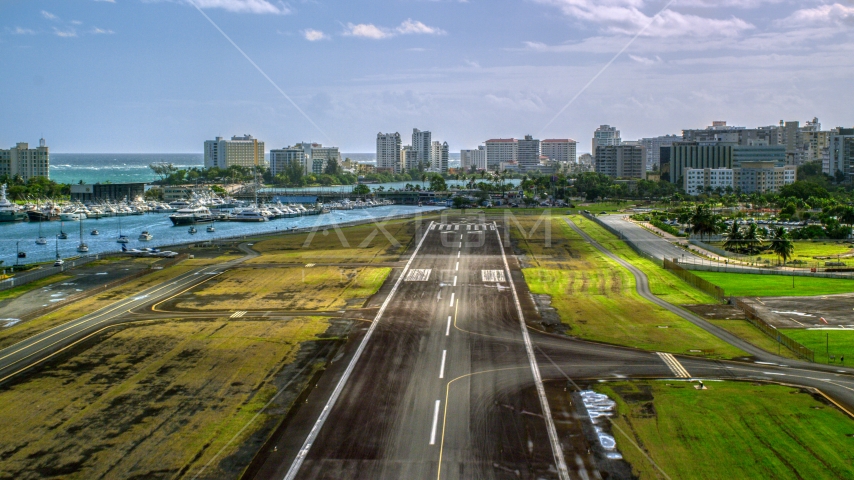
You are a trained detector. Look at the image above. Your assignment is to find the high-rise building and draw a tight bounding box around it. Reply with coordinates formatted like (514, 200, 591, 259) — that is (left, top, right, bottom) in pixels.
(431, 141, 442, 172)
(826, 128, 854, 180)
(733, 162, 797, 194)
(669, 142, 734, 185)
(517, 135, 541, 172)
(684, 168, 734, 196)
(485, 139, 518, 170)
(0, 139, 50, 181)
(376, 132, 402, 173)
(594, 145, 644, 179)
(640, 135, 681, 171)
(541, 139, 577, 163)
(269, 146, 307, 176)
(437, 142, 449, 174)
(302, 143, 341, 175)
(412, 129, 432, 171)
(592, 125, 621, 160)
(461, 146, 487, 171)
(402, 145, 418, 172)
(204, 135, 265, 169)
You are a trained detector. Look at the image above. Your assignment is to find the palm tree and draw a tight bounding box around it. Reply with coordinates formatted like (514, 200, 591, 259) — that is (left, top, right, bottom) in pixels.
(689, 204, 719, 241)
(723, 221, 743, 253)
(771, 227, 794, 266)
(742, 223, 764, 254)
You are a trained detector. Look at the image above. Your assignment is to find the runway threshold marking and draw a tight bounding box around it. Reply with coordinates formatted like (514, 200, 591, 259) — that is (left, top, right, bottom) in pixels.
(493, 221, 570, 480)
(439, 350, 447, 379)
(283, 221, 435, 480)
(230, 311, 247, 319)
(656, 352, 691, 378)
(430, 400, 441, 445)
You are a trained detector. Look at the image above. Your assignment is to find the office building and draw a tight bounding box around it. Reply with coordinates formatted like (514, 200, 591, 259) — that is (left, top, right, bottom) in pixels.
(670, 142, 734, 185)
(376, 132, 402, 173)
(592, 125, 621, 160)
(594, 145, 644, 179)
(70, 183, 146, 203)
(412, 129, 432, 171)
(684, 169, 734, 196)
(0, 139, 50, 181)
(204, 135, 265, 169)
(517, 135, 541, 172)
(640, 135, 680, 170)
(541, 139, 577, 163)
(485, 139, 518, 170)
(734, 162, 797, 194)
(461, 146, 487, 171)
(826, 128, 854, 180)
(269, 147, 307, 176)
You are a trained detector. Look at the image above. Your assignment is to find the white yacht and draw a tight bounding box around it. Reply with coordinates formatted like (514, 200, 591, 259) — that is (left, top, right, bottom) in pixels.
(0, 184, 26, 222)
(138, 231, 153, 241)
(228, 207, 268, 222)
(169, 205, 213, 225)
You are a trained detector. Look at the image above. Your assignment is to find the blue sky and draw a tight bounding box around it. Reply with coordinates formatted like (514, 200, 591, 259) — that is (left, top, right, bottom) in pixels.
(1, 0, 853, 153)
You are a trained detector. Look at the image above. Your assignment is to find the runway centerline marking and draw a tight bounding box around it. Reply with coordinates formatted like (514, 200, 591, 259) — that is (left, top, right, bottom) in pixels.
(439, 350, 447, 379)
(453, 276, 457, 287)
(455, 262, 459, 271)
(430, 400, 441, 445)
(446, 316, 452, 336)
(449, 293, 455, 307)
(457, 251, 460, 258)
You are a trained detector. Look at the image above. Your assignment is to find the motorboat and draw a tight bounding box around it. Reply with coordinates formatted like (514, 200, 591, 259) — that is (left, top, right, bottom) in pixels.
(138, 231, 153, 241)
(169, 205, 213, 225)
(91, 229, 100, 236)
(0, 184, 26, 222)
(228, 207, 268, 222)
(188, 226, 198, 234)
(17, 251, 26, 259)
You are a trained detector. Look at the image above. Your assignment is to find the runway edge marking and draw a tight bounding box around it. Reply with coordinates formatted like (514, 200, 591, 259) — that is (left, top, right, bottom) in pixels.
(493, 221, 570, 480)
(282, 221, 435, 480)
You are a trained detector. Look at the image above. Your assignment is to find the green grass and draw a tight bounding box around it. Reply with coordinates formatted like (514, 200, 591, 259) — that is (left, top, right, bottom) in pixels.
(709, 320, 800, 360)
(597, 381, 854, 480)
(692, 271, 854, 297)
(0, 273, 72, 302)
(515, 216, 745, 359)
(783, 329, 854, 365)
(710, 240, 854, 264)
(570, 215, 718, 305)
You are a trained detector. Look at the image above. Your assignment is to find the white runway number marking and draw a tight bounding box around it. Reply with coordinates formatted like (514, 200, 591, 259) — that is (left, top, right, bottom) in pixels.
(481, 270, 506, 283)
(405, 269, 432, 282)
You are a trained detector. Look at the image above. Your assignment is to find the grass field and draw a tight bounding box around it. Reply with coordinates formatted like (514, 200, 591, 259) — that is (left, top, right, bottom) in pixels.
(783, 329, 854, 365)
(596, 381, 854, 480)
(514, 216, 745, 358)
(248, 219, 421, 264)
(709, 320, 800, 361)
(569, 216, 719, 306)
(0, 265, 196, 350)
(692, 271, 854, 297)
(173, 266, 390, 311)
(0, 273, 72, 302)
(711, 240, 854, 263)
(0, 317, 330, 480)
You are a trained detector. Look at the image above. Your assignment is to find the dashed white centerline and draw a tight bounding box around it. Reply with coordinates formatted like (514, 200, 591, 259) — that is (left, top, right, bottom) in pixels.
(453, 276, 457, 287)
(457, 251, 460, 259)
(439, 350, 447, 379)
(455, 262, 459, 271)
(446, 316, 452, 336)
(430, 400, 441, 445)
(449, 293, 455, 307)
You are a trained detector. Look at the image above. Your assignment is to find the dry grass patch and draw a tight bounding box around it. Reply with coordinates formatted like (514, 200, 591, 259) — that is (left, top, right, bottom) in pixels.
(174, 266, 391, 311)
(0, 317, 329, 480)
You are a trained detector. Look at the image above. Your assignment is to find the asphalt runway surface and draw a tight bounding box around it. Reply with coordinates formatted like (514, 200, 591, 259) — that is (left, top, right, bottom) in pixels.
(250, 215, 854, 480)
(743, 294, 854, 328)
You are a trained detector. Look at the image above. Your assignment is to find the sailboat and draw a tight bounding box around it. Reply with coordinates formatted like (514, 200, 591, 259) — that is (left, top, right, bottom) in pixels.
(206, 220, 216, 233)
(117, 216, 130, 244)
(35, 217, 48, 245)
(58, 221, 68, 240)
(54, 236, 64, 266)
(77, 216, 89, 253)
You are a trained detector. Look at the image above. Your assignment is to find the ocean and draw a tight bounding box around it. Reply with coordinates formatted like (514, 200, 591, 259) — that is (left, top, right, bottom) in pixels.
(48, 153, 462, 185)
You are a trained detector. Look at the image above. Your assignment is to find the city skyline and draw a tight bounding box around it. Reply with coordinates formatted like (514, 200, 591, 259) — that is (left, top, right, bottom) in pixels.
(2, 1, 854, 153)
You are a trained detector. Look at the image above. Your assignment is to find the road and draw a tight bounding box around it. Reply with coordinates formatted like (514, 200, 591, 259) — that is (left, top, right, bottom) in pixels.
(0, 244, 258, 384)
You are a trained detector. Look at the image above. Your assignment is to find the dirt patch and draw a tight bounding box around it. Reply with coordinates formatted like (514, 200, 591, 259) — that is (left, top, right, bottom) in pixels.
(684, 304, 746, 320)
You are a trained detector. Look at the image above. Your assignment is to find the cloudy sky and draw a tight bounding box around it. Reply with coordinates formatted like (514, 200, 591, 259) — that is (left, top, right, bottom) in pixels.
(1, 0, 853, 153)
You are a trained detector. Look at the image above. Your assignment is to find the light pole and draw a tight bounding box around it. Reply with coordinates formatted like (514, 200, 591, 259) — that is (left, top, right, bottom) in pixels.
(15, 241, 20, 267)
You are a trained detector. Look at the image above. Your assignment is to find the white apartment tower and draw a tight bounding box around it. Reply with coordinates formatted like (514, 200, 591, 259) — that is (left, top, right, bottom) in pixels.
(461, 146, 487, 171)
(0, 139, 50, 181)
(204, 135, 265, 169)
(377, 132, 402, 173)
(592, 125, 621, 160)
(485, 139, 518, 171)
(541, 139, 577, 163)
(412, 128, 432, 171)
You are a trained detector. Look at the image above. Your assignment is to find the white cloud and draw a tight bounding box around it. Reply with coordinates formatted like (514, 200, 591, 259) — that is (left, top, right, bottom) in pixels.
(188, 0, 291, 15)
(53, 27, 77, 38)
(11, 27, 36, 35)
(94, 0, 117, 2)
(532, 0, 754, 38)
(71, 20, 83, 25)
(778, 3, 854, 28)
(344, 19, 445, 39)
(344, 23, 390, 39)
(629, 54, 661, 65)
(676, 0, 783, 7)
(303, 28, 327, 41)
(91, 27, 115, 34)
(41, 10, 58, 21)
